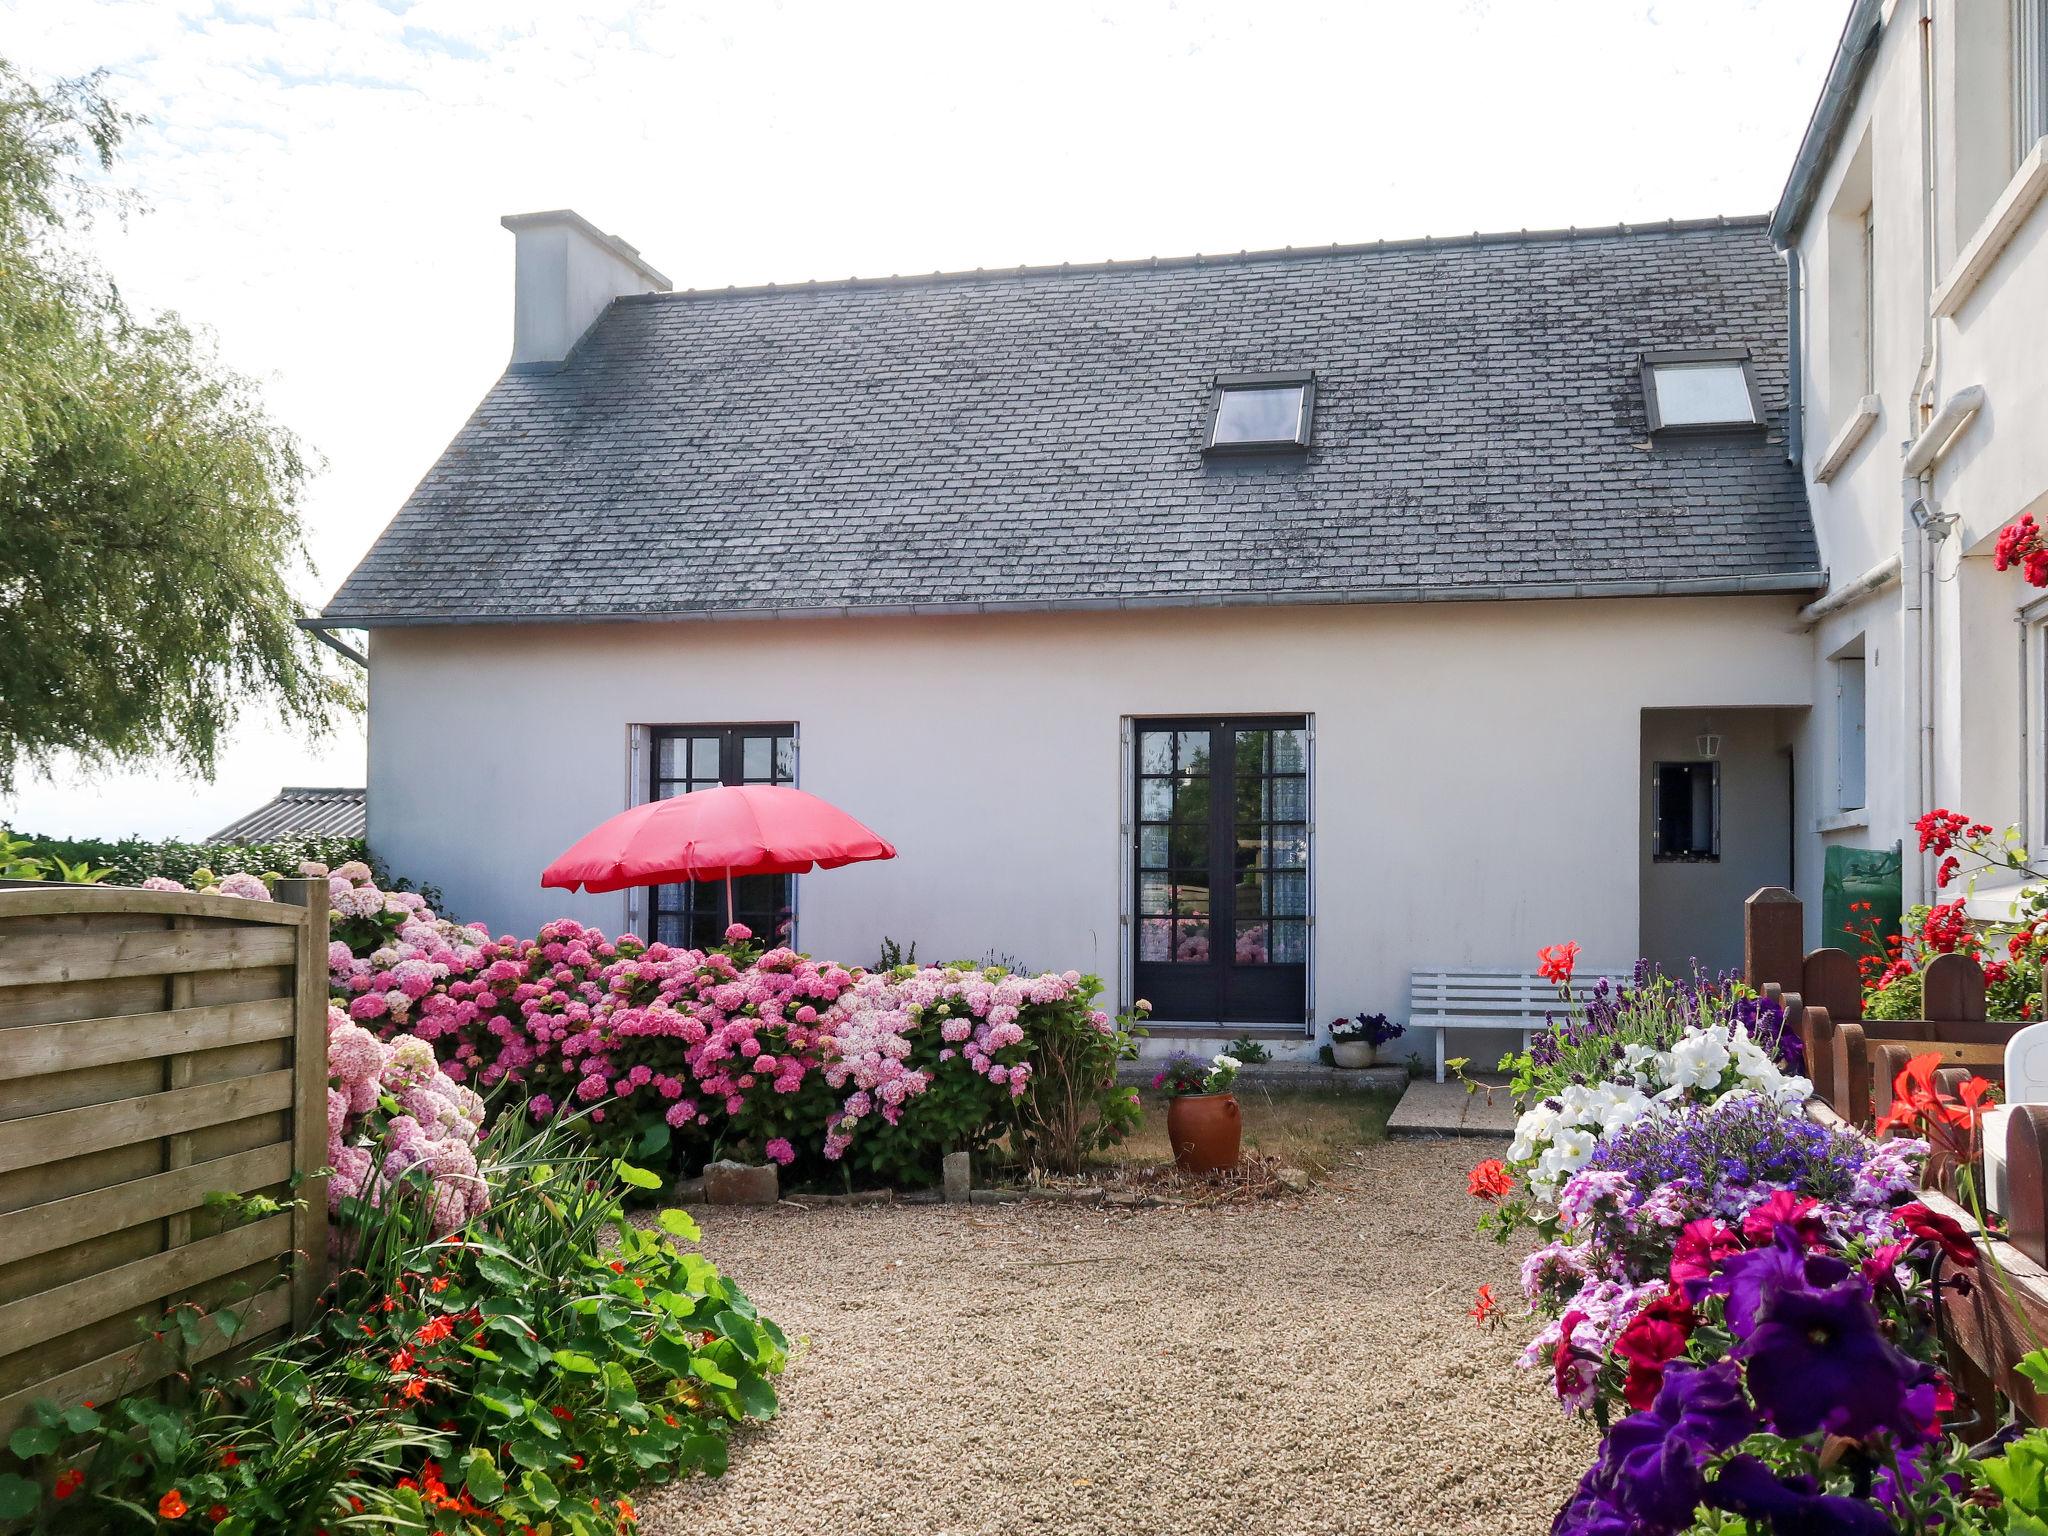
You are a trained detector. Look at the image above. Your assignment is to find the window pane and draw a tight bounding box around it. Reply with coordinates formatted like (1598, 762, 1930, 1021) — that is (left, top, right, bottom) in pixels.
(1269, 827, 1308, 869)
(1169, 822, 1208, 871)
(1269, 919, 1307, 964)
(743, 736, 771, 782)
(1269, 776, 1307, 821)
(1139, 731, 1173, 774)
(773, 735, 796, 781)
(1140, 825, 1169, 867)
(1174, 921, 1212, 962)
(1233, 921, 1271, 965)
(1139, 873, 1173, 915)
(1175, 731, 1212, 774)
(657, 735, 688, 779)
(1652, 362, 1754, 427)
(1213, 385, 1304, 445)
(1140, 779, 1174, 820)
(1269, 871, 1307, 917)
(690, 736, 721, 779)
(1170, 775, 1211, 825)
(1139, 918, 1172, 962)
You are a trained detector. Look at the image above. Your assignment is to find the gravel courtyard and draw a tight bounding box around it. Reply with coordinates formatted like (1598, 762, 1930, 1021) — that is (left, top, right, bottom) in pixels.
(643, 1135, 1592, 1536)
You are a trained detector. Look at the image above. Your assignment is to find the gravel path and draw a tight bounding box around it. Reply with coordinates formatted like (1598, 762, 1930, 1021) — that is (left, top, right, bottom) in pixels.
(642, 1136, 1592, 1536)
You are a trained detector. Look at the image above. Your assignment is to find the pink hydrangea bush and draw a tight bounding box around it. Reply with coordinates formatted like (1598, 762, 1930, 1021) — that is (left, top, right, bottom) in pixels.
(321, 890, 1134, 1184)
(324, 1003, 488, 1236)
(137, 870, 273, 900)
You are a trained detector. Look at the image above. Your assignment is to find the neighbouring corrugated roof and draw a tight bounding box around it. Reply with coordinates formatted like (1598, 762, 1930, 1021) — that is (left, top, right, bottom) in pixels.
(320, 217, 1819, 626)
(208, 787, 366, 843)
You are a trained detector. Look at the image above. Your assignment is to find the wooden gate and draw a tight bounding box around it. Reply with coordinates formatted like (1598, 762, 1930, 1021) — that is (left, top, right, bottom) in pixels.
(0, 880, 330, 1437)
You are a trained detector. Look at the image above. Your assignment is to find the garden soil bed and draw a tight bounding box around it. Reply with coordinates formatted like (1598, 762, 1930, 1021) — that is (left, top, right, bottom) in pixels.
(639, 1135, 1591, 1536)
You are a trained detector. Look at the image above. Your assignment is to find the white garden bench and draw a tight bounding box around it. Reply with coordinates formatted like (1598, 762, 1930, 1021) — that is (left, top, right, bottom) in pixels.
(1409, 968, 1617, 1083)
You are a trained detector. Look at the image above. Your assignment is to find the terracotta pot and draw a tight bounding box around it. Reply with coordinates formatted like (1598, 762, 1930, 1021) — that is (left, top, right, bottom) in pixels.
(1166, 1091, 1242, 1172)
(1330, 1040, 1377, 1069)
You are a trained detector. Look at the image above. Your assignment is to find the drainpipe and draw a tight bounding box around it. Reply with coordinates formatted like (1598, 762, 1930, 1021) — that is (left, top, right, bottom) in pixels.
(1901, 0, 1942, 907)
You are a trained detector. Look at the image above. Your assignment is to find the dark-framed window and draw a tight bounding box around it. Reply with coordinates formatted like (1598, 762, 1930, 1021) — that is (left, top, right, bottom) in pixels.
(1640, 349, 1762, 433)
(1651, 760, 1721, 862)
(1203, 372, 1315, 453)
(647, 724, 797, 948)
(1132, 716, 1309, 1026)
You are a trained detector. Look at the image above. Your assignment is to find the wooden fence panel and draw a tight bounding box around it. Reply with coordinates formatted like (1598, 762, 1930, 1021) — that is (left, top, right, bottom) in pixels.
(0, 880, 328, 1440)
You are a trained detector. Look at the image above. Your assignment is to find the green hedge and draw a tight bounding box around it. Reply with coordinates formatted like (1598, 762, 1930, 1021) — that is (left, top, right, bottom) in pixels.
(6, 829, 367, 888)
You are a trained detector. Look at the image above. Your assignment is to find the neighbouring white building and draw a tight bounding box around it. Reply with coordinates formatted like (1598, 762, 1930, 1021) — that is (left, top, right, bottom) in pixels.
(315, 0, 2047, 1058)
(1776, 0, 2048, 927)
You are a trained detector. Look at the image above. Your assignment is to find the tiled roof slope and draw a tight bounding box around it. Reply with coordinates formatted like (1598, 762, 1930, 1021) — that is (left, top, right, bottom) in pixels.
(321, 217, 1818, 625)
(208, 787, 366, 843)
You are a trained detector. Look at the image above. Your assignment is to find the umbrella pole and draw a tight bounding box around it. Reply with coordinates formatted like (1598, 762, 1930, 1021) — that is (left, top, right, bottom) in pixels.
(725, 867, 735, 931)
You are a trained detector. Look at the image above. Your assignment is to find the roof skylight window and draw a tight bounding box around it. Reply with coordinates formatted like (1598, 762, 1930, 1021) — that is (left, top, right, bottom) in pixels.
(1205, 374, 1314, 453)
(1641, 350, 1762, 433)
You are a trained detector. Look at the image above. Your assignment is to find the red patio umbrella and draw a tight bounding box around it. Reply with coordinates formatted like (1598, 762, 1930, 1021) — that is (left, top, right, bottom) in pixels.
(539, 784, 896, 927)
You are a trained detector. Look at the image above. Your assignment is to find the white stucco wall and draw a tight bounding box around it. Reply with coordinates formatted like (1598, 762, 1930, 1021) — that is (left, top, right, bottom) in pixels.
(1788, 0, 2048, 932)
(366, 596, 1811, 1053)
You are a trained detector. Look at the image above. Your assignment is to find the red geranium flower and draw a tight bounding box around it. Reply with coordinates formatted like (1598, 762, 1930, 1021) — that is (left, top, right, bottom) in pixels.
(1537, 942, 1581, 987)
(1468, 1283, 1500, 1326)
(1467, 1158, 1514, 1201)
(1893, 1201, 1979, 1268)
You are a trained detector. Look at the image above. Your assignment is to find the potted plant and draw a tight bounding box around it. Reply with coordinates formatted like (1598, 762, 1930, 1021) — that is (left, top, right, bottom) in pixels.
(1153, 1052, 1243, 1172)
(1329, 1012, 1404, 1068)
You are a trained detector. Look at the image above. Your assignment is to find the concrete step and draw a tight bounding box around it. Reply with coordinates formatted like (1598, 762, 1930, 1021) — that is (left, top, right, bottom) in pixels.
(1119, 1061, 1408, 1095)
(1386, 1078, 1520, 1137)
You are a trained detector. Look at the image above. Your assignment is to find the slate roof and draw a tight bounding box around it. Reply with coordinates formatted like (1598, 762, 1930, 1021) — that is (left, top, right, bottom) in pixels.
(209, 787, 366, 843)
(321, 216, 1819, 626)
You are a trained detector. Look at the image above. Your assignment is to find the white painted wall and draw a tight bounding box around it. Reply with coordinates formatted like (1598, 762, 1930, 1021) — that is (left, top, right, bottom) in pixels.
(1788, 0, 2048, 935)
(500, 210, 670, 367)
(366, 596, 1811, 1058)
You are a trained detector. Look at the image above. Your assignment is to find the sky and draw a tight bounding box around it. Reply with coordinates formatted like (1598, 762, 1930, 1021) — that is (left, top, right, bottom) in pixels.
(1, 0, 1850, 840)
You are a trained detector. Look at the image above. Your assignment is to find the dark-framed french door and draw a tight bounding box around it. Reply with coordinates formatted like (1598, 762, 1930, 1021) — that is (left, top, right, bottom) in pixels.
(647, 724, 797, 948)
(1132, 716, 1310, 1026)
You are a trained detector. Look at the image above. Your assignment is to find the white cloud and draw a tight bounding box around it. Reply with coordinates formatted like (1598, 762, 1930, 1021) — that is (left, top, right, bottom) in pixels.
(2, 0, 1848, 839)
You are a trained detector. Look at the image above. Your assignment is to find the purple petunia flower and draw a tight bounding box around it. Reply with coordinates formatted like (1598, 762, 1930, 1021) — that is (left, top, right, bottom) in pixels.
(1724, 1232, 1935, 1444)
(1705, 1455, 1893, 1536)
(1551, 1361, 1756, 1536)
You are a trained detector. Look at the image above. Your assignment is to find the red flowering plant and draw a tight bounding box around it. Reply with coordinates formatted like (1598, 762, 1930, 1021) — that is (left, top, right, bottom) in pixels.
(1853, 809, 2048, 1023)
(1996, 512, 2048, 588)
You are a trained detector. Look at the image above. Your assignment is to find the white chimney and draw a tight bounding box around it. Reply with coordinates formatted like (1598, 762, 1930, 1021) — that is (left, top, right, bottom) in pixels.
(499, 209, 671, 368)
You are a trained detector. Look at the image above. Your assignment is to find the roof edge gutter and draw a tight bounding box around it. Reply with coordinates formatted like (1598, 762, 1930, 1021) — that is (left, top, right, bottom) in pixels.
(1794, 551, 1902, 629)
(303, 623, 368, 668)
(1770, 0, 1886, 246)
(307, 572, 1828, 632)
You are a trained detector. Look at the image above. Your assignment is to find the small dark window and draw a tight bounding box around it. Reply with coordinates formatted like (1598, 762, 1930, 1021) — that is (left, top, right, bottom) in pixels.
(648, 724, 798, 946)
(1641, 349, 1762, 433)
(1205, 374, 1314, 453)
(1652, 761, 1721, 862)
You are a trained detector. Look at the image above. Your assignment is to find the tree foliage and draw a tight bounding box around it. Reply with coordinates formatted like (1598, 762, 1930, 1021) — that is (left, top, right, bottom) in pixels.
(0, 59, 355, 791)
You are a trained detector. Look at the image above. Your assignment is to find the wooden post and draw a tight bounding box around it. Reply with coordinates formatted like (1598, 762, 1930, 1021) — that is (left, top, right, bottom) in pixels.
(1744, 887, 1804, 994)
(275, 877, 330, 1330)
(1924, 951, 1989, 1024)
(1803, 1005, 1835, 1104)
(2007, 1104, 2048, 1268)
(1833, 1020, 1872, 1125)
(1802, 947, 1863, 1023)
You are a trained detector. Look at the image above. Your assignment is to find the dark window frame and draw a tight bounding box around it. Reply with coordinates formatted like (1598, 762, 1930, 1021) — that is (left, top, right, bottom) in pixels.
(1650, 759, 1722, 863)
(1202, 371, 1317, 455)
(646, 722, 798, 948)
(1640, 348, 1764, 435)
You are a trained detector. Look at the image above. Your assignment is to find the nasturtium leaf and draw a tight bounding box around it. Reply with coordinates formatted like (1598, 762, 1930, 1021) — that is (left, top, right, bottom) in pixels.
(61, 1405, 100, 1435)
(656, 1208, 701, 1242)
(464, 1344, 503, 1363)
(0, 1475, 39, 1520)
(735, 1371, 780, 1421)
(508, 1436, 554, 1471)
(550, 1349, 600, 1375)
(478, 1393, 521, 1417)
(463, 1452, 505, 1503)
(8, 1424, 59, 1458)
(476, 1255, 528, 1291)
(2021, 1349, 2048, 1392)
(634, 1121, 672, 1159)
(614, 1160, 662, 1190)
(522, 1470, 561, 1511)
(649, 1332, 699, 1378)
(688, 1356, 738, 1390)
